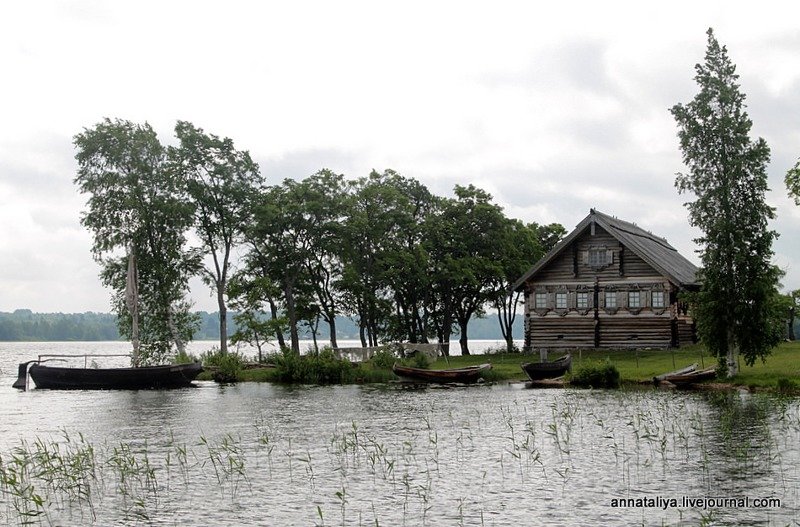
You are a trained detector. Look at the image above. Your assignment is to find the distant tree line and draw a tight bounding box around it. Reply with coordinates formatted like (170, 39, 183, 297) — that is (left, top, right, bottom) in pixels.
(0, 310, 119, 341)
(73, 119, 563, 362)
(0, 310, 524, 343)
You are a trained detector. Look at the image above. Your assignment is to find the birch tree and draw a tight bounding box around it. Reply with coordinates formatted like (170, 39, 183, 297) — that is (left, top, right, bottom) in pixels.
(670, 29, 782, 376)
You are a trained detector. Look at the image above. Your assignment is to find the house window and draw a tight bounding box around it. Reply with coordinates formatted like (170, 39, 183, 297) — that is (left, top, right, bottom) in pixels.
(628, 291, 641, 308)
(652, 291, 665, 309)
(576, 292, 589, 309)
(535, 293, 547, 309)
(604, 291, 617, 308)
(589, 249, 611, 267)
(555, 292, 567, 309)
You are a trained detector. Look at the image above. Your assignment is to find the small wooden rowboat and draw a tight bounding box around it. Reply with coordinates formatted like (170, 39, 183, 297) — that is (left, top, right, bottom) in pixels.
(521, 354, 572, 381)
(392, 363, 491, 384)
(24, 362, 203, 390)
(653, 363, 698, 386)
(663, 367, 716, 387)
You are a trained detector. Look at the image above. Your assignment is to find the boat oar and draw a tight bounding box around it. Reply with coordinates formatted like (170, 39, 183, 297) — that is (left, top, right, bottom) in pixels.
(11, 360, 38, 390)
(12, 359, 69, 390)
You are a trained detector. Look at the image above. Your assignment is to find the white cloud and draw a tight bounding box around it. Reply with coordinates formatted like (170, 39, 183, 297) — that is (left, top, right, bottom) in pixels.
(2, 0, 800, 310)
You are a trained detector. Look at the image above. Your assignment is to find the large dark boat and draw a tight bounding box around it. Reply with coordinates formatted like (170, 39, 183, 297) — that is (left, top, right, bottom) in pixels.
(21, 360, 203, 390)
(521, 354, 572, 381)
(12, 246, 204, 391)
(392, 363, 491, 384)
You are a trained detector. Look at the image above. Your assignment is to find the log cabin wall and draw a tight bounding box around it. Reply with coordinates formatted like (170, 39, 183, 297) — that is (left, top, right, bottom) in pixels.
(522, 224, 696, 351)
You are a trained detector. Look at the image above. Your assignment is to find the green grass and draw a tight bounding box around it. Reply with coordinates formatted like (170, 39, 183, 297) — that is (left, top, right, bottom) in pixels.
(199, 341, 800, 391)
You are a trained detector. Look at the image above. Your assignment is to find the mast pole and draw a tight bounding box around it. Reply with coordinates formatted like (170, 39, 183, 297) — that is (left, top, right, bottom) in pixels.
(126, 244, 140, 366)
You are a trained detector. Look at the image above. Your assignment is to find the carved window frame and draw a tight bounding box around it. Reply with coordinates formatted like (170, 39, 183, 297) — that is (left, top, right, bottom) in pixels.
(628, 290, 642, 315)
(587, 246, 613, 271)
(603, 288, 619, 314)
(651, 287, 667, 315)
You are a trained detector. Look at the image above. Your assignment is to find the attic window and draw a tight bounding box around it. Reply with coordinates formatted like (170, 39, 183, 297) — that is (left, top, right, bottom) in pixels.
(589, 249, 611, 267)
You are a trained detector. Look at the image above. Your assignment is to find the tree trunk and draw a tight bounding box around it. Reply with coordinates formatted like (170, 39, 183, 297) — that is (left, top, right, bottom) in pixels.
(217, 280, 228, 354)
(726, 329, 739, 377)
(284, 281, 300, 354)
(327, 315, 338, 349)
(358, 312, 367, 348)
(268, 299, 286, 349)
(458, 318, 471, 356)
(496, 291, 518, 353)
(789, 307, 796, 341)
(439, 308, 453, 357)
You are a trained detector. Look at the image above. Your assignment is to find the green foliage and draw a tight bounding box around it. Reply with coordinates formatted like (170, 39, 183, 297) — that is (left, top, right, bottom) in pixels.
(776, 378, 799, 394)
(570, 361, 620, 389)
(670, 29, 781, 374)
(411, 352, 431, 369)
(169, 121, 264, 355)
(270, 347, 358, 384)
(74, 118, 201, 365)
(369, 349, 397, 370)
(173, 349, 198, 364)
(786, 158, 800, 206)
(492, 220, 565, 353)
(201, 348, 245, 383)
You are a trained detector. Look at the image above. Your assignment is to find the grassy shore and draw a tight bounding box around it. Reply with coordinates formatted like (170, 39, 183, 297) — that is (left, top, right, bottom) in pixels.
(431, 341, 800, 389)
(212, 341, 800, 391)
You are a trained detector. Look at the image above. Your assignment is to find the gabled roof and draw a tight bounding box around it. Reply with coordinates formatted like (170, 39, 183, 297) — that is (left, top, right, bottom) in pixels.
(512, 209, 699, 291)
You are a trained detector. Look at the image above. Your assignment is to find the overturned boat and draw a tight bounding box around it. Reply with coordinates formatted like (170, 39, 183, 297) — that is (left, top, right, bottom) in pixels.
(521, 354, 572, 381)
(392, 363, 491, 384)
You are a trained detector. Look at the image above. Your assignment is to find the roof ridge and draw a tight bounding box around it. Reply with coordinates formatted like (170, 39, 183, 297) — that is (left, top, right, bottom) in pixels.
(592, 209, 673, 248)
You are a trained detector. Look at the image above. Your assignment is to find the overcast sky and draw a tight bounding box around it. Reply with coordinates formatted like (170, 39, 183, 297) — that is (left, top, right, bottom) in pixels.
(2, 1, 799, 313)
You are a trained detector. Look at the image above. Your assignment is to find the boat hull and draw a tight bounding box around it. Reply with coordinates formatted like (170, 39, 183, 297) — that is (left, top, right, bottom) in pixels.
(521, 355, 572, 381)
(392, 363, 491, 384)
(28, 362, 204, 390)
(663, 367, 716, 387)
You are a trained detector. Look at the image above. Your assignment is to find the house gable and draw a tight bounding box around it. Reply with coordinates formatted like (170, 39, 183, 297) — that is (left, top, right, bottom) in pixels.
(513, 209, 698, 290)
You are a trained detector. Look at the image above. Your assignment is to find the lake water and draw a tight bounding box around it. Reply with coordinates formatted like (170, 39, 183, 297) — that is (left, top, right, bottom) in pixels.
(1, 342, 799, 526)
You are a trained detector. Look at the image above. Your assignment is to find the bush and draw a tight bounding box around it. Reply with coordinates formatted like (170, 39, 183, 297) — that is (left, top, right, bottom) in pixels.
(570, 361, 620, 389)
(407, 352, 431, 369)
(271, 346, 358, 384)
(201, 348, 245, 383)
(777, 377, 799, 394)
(370, 349, 397, 370)
(173, 349, 199, 364)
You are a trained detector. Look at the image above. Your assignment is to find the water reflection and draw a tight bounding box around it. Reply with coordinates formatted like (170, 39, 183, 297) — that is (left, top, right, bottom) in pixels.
(1, 344, 799, 525)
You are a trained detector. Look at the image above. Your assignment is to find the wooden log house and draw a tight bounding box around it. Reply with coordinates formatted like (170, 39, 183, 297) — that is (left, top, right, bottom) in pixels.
(513, 209, 699, 351)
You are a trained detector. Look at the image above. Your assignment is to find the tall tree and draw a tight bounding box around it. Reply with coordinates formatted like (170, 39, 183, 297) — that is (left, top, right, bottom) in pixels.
(74, 118, 200, 365)
(245, 180, 313, 354)
(169, 121, 263, 354)
(785, 158, 800, 205)
(447, 185, 507, 356)
(670, 29, 782, 376)
(294, 170, 349, 348)
(339, 170, 413, 347)
(492, 221, 565, 353)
